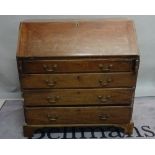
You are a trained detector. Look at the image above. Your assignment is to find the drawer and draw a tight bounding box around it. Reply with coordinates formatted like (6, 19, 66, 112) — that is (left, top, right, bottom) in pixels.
(25, 106, 132, 125)
(22, 59, 134, 73)
(21, 73, 136, 89)
(24, 88, 134, 106)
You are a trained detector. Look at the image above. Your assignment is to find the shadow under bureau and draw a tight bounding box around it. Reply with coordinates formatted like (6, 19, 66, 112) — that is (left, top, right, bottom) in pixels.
(16, 19, 140, 138)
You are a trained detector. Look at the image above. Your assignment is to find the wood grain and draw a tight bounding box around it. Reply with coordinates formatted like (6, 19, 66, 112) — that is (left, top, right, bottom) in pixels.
(22, 58, 134, 73)
(25, 106, 132, 125)
(23, 88, 134, 106)
(17, 19, 139, 58)
(21, 73, 136, 89)
(16, 19, 140, 137)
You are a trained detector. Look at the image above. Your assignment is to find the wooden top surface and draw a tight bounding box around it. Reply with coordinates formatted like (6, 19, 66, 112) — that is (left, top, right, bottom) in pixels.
(17, 19, 139, 58)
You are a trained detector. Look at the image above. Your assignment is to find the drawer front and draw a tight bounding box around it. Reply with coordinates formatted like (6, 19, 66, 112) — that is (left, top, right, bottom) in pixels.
(24, 88, 134, 106)
(22, 59, 134, 73)
(25, 106, 132, 125)
(21, 73, 136, 89)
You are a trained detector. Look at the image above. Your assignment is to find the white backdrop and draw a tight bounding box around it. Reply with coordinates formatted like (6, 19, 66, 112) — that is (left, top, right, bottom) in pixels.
(0, 15, 154, 99)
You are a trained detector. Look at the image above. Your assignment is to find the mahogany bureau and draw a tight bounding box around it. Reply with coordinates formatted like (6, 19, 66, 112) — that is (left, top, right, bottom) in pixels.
(16, 19, 140, 138)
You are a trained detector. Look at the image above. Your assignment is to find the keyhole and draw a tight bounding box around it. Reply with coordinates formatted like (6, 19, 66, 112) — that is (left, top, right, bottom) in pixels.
(77, 75, 81, 80)
(75, 22, 79, 27)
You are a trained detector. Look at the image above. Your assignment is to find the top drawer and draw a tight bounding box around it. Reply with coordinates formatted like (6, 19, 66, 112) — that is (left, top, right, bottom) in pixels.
(21, 59, 135, 74)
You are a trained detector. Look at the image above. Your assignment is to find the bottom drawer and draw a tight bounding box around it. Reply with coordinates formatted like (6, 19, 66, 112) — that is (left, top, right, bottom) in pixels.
(25, 106, 132, 125)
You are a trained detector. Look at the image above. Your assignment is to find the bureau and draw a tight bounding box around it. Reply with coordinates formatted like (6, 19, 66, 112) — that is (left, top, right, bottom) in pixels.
(16, 19, 140, 138)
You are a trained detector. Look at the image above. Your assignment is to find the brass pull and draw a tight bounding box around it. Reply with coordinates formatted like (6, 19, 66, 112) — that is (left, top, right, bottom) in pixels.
(43, 64, 57, 72)
(46, 96, 60, 104)
(45, 79, 56, 87)
(98, 95, 111, 103)
(47, 114, 58, 121)
(99, 64, 113, 72)
(99, 79, 112, 87)
(98, 114, 109, 120)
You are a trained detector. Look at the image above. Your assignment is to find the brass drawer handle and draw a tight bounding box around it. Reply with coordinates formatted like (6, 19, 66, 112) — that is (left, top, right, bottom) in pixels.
(45, 80, 56, 87)
(98, 95, 111, 103)
(99, 64, 113, 72)
(99, 78, 112, 87)
(47, 114, 58, 121)
(98, 114, 109, 120)
(46, 96, 60, 104)
(43, 64, 57, 72)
